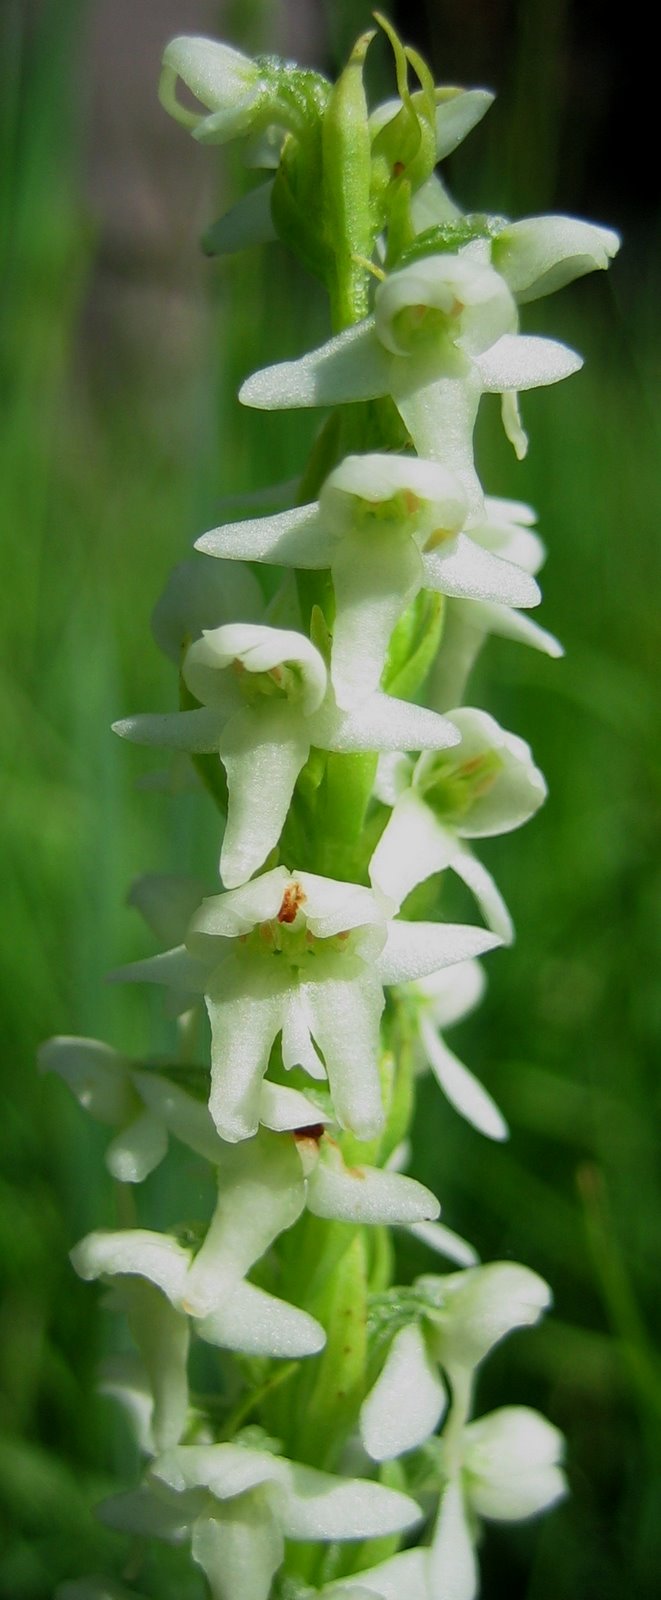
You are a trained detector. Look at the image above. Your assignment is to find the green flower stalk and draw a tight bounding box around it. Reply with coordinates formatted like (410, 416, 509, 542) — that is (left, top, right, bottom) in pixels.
(47, 18, 619, 1600)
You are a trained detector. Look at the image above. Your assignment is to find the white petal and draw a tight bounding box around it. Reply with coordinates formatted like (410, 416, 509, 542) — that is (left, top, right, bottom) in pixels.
(191, 1504, 283, 1600)
(206, 962, 288, 1143)
(360, 1322, 446, 1460)
(447, 845, 514, 946)
(419, 1015, 508, 1140)
(99, 1351, 155, 1455)
(483, 494, 537, 528)
(159, 37, 260, 132)
(320, 451, 466, 523)
(121, 1280, 190, 1452)
(494, 214, 620, 304)
(322, 1548, 430, 1600)
(281, 989, 327, 1079)
(373, 752, 414, 807)
(476, 333, 582, 392)
(219, 703, 310, 887)
(199, 1278, 325, 1358)
(239, 321, 392, 410)
(426, 601, 488, 710)
(259, 1078, 332, 1131)
(185, 622, 327, 714)
(330, 532, 424, 707)
(435, 88, 495, 158)
(392, 369, 484, 518)
(188, 868, 289, 940)
(296, 874, 386, 940)
(442, 707, 547, 836)
(411, 173, 461, 230)
(106, 1109, 169, 1183)
(413, 958, 486, 1029)
(464, 1406, 566, 1520)
(153, 1442, 282, 1499)
(407, 1219, 479, 1268)
(280, 1463, 422, 1540)
(112, 707, 224, 753)
(317, 691, 460, 755)
(110, 945, 208, 996)
(303, 971, 385, 1139)
(133, 1072, 223, 1164)
(38, 1035, 134, 1126)
(370, 790, 454, 908)
(184, 1131, 305, 1313)
(377, 921, 500, 985)
(420, 1261, 552, 1371)
(466, 599, 563, 657)
(306, 1143, 440, 1226)
(428, 1480, 478, 1600)
(423, 533, 540, 608)
(196, 503, 331, 568)
(70, 1229, 191, 1306)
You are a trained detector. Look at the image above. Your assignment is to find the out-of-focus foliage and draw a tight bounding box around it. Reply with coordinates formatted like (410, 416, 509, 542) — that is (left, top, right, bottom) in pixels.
(1, 1, 659, 1596)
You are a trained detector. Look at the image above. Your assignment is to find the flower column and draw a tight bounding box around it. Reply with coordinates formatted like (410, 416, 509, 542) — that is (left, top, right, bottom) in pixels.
(49, 19, 619, 1600)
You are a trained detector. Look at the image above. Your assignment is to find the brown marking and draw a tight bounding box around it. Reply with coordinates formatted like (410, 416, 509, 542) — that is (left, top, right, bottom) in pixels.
(277, 881, 307, 924)
(293, 1123, 326, 1143)
(404, 489, 422, 515)
(393, 160, 405, 177)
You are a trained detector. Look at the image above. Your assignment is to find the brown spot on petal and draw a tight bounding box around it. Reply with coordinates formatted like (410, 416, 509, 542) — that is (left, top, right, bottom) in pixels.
(393, 160, 405, 177)
(278, 882, 307, 924)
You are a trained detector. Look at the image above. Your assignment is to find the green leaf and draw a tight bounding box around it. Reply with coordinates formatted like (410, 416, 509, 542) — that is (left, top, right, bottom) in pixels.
(383, 589, 445, 701)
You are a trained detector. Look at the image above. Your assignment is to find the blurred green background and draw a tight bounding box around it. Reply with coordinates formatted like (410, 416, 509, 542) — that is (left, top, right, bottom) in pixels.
(1, 0, 659, 1596)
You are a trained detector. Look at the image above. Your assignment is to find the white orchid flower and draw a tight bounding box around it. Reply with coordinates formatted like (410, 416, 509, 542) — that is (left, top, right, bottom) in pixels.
(402, 959, 506, 1140)
(239, 255, 582, 514)
(359, 1262, 551, 1463)
(72, 1120, 441, 1362)
(114, 619, 461, 883)
(370, 708, 547, 945)
(72, 1130, 324, 1360)
(98, 1440, 422, 1600)
(114, 865, 500, 1143)
(428, 1407, 566, 1600)
(196, 456, 540, 709)
(159, 37, 273, 146)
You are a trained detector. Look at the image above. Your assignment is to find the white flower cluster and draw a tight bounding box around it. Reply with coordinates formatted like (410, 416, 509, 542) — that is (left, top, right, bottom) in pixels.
(48, 24, 618, 1600)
